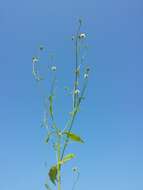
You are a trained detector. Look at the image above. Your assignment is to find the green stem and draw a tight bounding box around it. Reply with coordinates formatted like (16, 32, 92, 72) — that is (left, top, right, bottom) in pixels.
(73, 21, 82, 108)
(57, 133, 61, 190)
(61, 78, 88, 160)
(61, 20, 87, 160)
(61, 110, 77, 160)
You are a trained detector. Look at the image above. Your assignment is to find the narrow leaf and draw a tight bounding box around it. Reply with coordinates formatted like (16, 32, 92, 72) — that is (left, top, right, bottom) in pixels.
(48, 165, 57, 185)
(64, 132, 84, 143)
(60, 153, 75, 165)
(49, 105, 53, 117)
(45, 133, 51, 143)
(49, 95, 53, 117)
(49, 95, 53, 103)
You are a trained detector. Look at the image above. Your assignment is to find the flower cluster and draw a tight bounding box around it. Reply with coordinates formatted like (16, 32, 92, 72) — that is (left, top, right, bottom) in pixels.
(51, 66, 57, 71)
(79, 33, 86, 39)
(74, 89, 80, 95)
(32, 56, 39, 64)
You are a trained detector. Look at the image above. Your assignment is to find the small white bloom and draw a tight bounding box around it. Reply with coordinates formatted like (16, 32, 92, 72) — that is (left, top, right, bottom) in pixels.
(72, 167, 78, 172)
(51, 66, 56, 71)
(74, 89, 80, 94)
(84, 73, 88, 79)
(32, 56, 38, 64)
(79, 33, 86, 39)
(58, 132, 62, 136)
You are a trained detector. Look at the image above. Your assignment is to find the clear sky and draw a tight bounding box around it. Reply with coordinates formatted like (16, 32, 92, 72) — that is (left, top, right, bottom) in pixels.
(0, 0, 143, 190)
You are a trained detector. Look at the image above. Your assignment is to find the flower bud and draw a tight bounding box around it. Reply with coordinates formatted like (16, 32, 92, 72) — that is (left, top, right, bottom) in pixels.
(79, 33, 86, 39)
(74, 89, 80, 94)
(51, 66, 56, 71)
(32, 56, 38, 64)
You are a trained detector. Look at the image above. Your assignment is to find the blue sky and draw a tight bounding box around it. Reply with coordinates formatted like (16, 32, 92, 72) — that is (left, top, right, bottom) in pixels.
(0, 0, 143, 190)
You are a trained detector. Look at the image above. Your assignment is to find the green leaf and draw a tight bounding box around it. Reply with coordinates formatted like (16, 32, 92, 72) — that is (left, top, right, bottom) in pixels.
(49, 95, 53, 117)
(45, 133, 51, 143)
(49, 95, 53, 103)
(48, 165, 57, 185)
(64, 132, 84, 143)
(60, 153, 75, 165)
(49, 105, 53, 117)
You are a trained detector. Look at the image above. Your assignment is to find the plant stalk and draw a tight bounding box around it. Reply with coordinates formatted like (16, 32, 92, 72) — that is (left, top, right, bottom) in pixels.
(57, 133, 61, 190)
(61, 20, 83, 160)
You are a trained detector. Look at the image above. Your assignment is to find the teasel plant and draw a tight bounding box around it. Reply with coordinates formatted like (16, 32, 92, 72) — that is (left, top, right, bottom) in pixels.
(32, 19, 90, 190)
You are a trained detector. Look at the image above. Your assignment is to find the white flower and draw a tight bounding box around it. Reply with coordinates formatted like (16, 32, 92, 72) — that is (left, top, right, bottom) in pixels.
(84, 73, 88, 79)
(32, 56, 38, 64)
(72, 167, 78, 172)
(79, 33, 86, 39)
(74, 89, 80, 94)
(51, 66, 56, 71)
(58, 132, 62, 136)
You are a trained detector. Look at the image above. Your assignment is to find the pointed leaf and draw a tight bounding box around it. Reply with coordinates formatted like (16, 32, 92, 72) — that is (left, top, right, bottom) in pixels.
(60, 153, 75, 165)
(45, 133, 51, 143)
(49, 105, 53, 117)
(64, 132, 84, 143)
(48, 165, 57, 185)
(49, 95, 53, 103)
(49, 95, 53, 117)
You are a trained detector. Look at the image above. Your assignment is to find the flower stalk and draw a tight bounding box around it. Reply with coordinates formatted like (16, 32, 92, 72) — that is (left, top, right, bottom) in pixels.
(32, 19, 89, 190)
